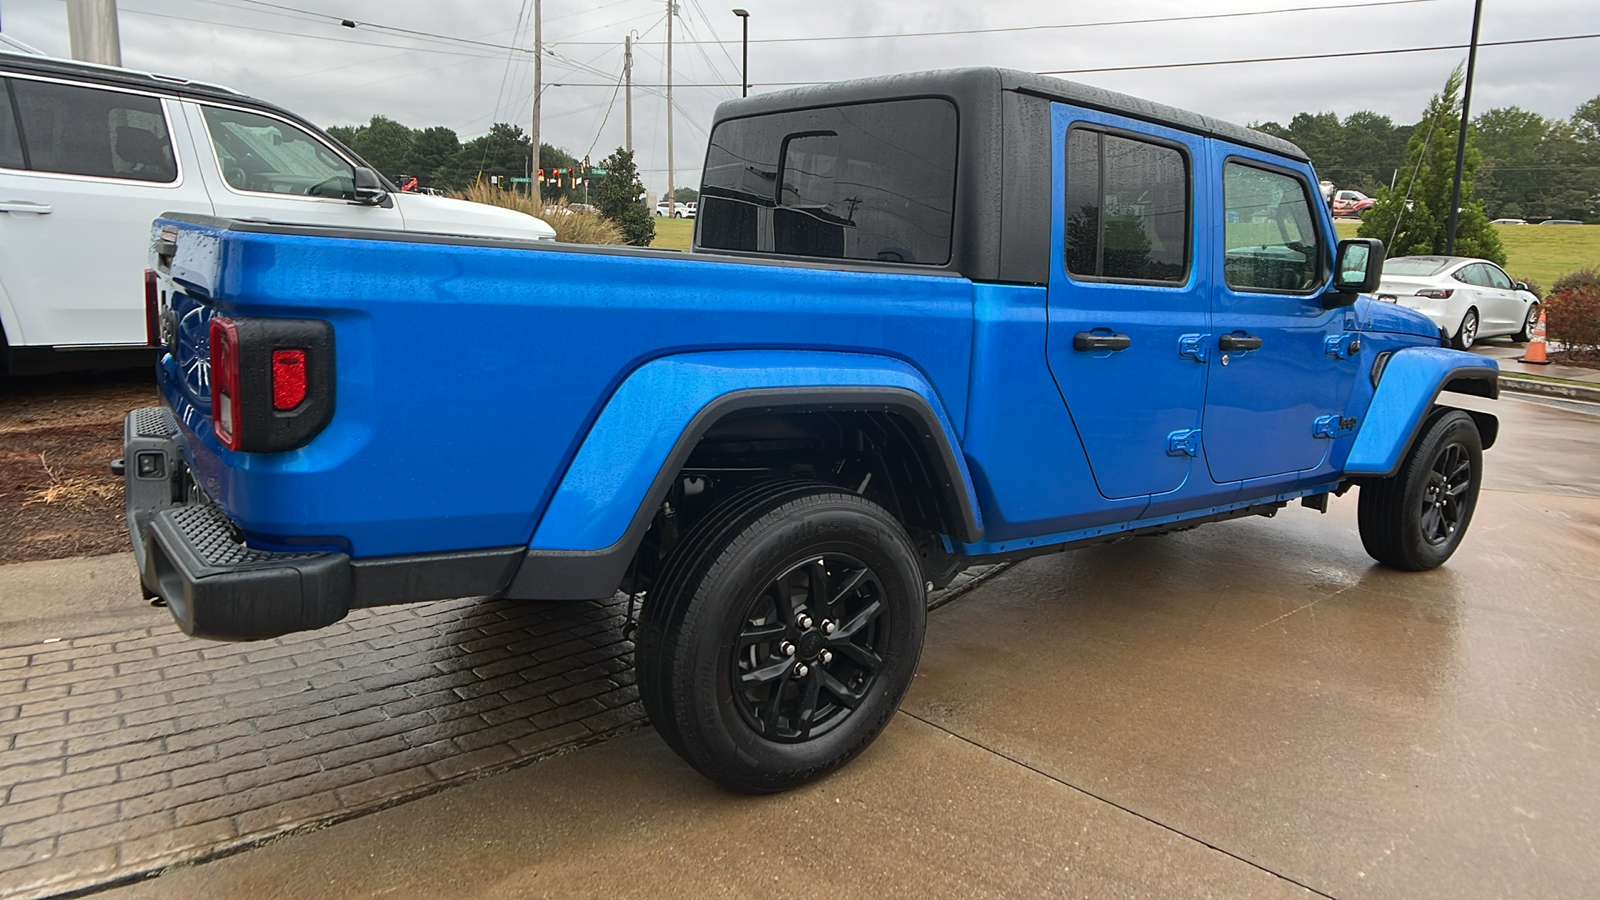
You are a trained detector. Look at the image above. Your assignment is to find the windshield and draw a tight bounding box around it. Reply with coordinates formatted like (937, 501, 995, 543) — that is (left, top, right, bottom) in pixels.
(1384, 257, 1454, 276)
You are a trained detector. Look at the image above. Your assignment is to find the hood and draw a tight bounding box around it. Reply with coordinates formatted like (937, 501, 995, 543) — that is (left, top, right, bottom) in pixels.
(393, 193, 557, 242)
(1354, 296, 1442, 342)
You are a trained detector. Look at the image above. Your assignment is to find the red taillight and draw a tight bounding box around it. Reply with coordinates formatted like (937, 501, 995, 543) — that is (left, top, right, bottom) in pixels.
(209, 316, 243, 450)
(144, 269, 160, 346)
(272, 349, 307, 410)
(1416, 288, 1454, 299)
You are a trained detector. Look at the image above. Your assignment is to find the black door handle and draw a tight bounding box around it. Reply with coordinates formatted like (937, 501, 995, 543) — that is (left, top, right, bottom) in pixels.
(1073, 331, 1132, 352)
(1218, 333, 1263, 352)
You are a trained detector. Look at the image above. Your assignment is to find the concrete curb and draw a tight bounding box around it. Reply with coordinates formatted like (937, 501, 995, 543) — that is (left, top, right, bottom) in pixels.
(1498, 374, 1600, 405)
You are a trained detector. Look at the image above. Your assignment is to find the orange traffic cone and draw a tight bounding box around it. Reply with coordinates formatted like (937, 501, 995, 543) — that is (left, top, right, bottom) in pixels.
(1519, 310, 1551, 365)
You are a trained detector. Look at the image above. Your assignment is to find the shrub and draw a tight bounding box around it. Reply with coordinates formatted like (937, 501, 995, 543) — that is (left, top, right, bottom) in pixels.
(1551, 268, 1600, 296)
(1545, 283, 1600, 355)
(449, 183, 624, 244)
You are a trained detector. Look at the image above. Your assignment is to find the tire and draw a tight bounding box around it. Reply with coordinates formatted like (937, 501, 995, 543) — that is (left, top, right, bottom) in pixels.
(1357, 409, 1483, 571)
(1512, 302, 1540, 343)
(1451, 308, 1479, 350)
(635, 480, 926, 793)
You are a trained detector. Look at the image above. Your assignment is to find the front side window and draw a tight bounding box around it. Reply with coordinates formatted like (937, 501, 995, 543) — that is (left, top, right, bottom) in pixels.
(699, 98, 957, 265)
(1485, 265, 1513, 290)
(0, 81, 24, 169)
(201, 105, 354, 199)
(8, 79, 175, 182)
(1223, 162, 1321, 293)
(1063, 128, 1189, 283)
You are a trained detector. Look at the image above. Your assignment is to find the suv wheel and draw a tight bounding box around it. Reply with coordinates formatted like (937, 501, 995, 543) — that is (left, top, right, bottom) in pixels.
(636, 481, 926, 793)
(1357, 409, 1482, 570)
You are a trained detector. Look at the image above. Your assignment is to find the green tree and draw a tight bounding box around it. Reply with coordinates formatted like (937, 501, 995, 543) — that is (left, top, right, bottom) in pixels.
(672, 187, 700, 203)
(409, 125, 462, 189)
(1358, 68, 1505, 265)
(592, 147, 654, 246)
(346, 115, 416, 180)
(454, 123, 531, 188)
(1472, 106, 1551, 219)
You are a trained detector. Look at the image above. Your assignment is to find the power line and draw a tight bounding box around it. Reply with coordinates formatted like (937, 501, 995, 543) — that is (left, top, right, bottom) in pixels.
(550, 0, 1443, 45)
(535, 31, 1600, 87)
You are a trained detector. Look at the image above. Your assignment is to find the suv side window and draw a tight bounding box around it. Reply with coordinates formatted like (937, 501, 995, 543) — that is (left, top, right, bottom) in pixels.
(201, 105, 355, 199)
(1064, 128, 1189, 283)
(8, 78, 176, 182)
(0, 81, 24, 169)
(1222, 162, 1320, 293)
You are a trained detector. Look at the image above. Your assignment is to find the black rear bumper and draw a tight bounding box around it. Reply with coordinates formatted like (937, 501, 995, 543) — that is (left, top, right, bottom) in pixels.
(123, 407, 524, 641)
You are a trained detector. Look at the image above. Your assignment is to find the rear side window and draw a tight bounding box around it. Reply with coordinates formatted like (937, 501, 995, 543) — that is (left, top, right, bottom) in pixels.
(1063, 128, 1190, 283)
(1222, 162, 1321, 293)
(699, 98, 957, 265)
(0, 81, 24, 169)
(9, 79, 176, 182)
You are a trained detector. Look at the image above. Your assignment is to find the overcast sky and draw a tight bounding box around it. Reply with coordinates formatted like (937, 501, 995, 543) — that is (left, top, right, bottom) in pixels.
(1, 0, 1594, 195)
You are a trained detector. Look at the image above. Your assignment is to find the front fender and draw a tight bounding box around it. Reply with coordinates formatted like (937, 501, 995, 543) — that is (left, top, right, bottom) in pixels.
(527, 350, 981, 553)
(1344, 347, 1499, 477)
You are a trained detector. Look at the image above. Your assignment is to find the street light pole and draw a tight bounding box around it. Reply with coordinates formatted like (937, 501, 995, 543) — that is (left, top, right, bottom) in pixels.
(732, 9, 749, 98)
(1445, 0, 1484, 255)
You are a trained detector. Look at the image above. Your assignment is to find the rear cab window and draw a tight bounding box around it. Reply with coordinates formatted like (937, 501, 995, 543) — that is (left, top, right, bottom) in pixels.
(698, 98, 958, 265)
(4, 77, 176, 182)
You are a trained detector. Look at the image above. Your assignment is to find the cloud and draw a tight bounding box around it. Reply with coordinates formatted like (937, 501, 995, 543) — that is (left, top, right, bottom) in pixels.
(3, 0, 1592, 194)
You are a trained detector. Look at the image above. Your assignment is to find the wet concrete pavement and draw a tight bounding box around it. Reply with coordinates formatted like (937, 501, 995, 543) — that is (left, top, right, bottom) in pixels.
(92, 392, 1600, 899)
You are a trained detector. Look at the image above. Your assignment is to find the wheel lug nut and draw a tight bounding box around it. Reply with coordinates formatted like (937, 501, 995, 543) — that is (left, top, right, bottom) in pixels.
(822, 620, 836, 635)
(795, 664, 809, 677)
(820, 650, 833, 664)
(781, 641, 795, 657)
(798, 614, 813, 630)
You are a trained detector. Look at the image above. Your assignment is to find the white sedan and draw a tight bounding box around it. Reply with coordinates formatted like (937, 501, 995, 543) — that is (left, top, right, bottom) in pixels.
(1374, 256, 1541, 350)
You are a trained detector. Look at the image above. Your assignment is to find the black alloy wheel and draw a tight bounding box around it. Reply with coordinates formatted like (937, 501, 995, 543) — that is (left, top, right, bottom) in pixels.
(635, 481, 925, 793)
(730, 553, 890, 743)
(1358, 408, 1483, 570)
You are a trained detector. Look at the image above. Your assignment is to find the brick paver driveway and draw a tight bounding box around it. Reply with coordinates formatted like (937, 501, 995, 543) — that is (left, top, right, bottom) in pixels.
(0, 566, 1000, 898)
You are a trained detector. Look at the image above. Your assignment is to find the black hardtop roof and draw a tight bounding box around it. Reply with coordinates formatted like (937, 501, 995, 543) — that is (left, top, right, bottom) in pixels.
(710, 67, 1308, 163)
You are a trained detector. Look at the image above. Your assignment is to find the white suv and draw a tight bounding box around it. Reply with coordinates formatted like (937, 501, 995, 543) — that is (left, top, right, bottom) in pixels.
(0, 52, 556, 375)
(655, 199, 696, 218)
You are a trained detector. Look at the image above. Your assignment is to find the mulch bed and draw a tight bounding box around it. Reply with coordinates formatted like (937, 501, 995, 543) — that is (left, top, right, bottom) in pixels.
(0, 370, 158, 564)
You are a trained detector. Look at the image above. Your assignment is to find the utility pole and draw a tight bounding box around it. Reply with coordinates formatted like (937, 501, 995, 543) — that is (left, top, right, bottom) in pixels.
(67, 0, 121, 66)
(530, 0, 543, 201)
(666, 0, 676, 216)
(1445, 0, 1483, 256)
(624, 33, 634, 154)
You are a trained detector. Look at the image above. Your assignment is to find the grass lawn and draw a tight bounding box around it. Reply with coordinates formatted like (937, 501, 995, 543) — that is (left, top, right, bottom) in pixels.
(1335, 221, 1600, 291)
(649, 217, 695, 252)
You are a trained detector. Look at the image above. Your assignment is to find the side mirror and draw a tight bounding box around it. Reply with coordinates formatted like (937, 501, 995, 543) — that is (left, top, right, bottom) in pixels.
(1328, 238, 1384, 307)
(1514, 281, 1530, 292)
(351, 167, 389, 207)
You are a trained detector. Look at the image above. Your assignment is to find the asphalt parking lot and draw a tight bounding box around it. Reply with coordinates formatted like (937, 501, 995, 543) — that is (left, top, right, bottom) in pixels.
(3, 391, 1598, 899)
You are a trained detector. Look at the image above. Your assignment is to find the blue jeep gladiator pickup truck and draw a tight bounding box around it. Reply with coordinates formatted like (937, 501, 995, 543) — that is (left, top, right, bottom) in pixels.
(122, 68, 1498, 792)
